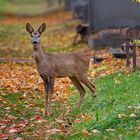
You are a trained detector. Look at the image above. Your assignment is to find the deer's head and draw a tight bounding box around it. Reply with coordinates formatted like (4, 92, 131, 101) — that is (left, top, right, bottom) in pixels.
(26, 23, 46, 46)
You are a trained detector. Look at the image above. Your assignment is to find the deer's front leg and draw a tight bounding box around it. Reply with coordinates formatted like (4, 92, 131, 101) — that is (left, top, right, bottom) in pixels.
(73, 33, 79, 44)
(43, 77, 50, 117)
(47, 76, 55, 115)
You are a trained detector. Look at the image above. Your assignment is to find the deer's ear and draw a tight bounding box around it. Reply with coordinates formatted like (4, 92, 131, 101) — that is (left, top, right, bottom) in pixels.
(38, 23, 46, 34)
(26, 23, 34, 34)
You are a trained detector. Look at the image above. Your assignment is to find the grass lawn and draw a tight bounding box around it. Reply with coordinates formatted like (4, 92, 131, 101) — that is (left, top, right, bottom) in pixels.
(0, 0, 5, 14)
(0, 7, 139, 139)
(10, 0, 45, 4)
(0, 0, 63, 16)
(66, 71, 140, 140)
(0, 0, 47, 16)
(0, 71, 140, 139)
(0, 20, 78, 59)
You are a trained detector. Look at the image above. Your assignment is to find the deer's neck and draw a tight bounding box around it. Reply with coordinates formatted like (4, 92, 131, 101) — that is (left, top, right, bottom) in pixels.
(33, 45, 45, 64)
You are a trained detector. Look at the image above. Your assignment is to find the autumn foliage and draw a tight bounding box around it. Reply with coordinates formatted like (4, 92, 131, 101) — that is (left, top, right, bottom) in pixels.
(0, 8, 136, 139)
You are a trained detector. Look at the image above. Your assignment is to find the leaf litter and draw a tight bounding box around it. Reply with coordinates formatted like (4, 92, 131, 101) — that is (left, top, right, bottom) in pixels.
(0, 11, 130, 139)
(0, 57, 127, 138)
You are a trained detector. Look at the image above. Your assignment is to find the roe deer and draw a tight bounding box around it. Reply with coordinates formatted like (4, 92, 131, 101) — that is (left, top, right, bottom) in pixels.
(26, 23, 96, 116)
(73, 24, 88, 44)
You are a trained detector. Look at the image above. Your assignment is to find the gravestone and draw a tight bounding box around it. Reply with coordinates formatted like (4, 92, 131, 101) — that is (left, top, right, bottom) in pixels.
(88, 0, 140, 32)
(88, 0, 140, 68)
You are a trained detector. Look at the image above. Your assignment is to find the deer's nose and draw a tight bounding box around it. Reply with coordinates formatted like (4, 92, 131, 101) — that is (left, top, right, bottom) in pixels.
(32, 41, 38, 45)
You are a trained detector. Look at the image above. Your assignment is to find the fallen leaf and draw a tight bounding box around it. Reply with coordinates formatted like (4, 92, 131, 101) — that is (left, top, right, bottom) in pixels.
(35, 116, 42, 121)
(106, 128, 115, 132)
(46, 128, 61, 135)
(118, 113, 127, 118)
(8, 128, 18, 133)
(82, 129, 89, 137)
(91, 129, 101, 134)
(0, 134, 6, 138)
(130, 113, 136, 118)
(14, 137, 23, 140)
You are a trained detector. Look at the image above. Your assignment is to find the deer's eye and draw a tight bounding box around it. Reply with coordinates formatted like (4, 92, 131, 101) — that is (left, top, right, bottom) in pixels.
(31, 35, 33, 38)
(38, 35, 40, 37)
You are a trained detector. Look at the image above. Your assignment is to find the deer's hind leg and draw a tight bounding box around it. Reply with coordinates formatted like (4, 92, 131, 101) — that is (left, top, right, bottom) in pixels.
(79, 76, 97, 99)
(47, 76, 55, 116)
(69, 76, 86, 108)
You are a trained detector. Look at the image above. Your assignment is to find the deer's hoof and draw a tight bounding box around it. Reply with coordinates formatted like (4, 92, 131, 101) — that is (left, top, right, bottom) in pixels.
(43, 110, 53, 117)
(43, 111, 47, 117)
(92, 93, 97, 100)
(43, 110, 50, 117)
(93, 94, 97, 98)
(76, 102, 81, 108)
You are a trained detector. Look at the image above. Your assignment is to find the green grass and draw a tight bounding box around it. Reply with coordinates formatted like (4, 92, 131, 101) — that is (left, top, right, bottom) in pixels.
(46, 44, 86, 53)
(0, 0, 6, 15)
(3, 1, 47, 16)
(0, 21, 77, 58)
(1, 71, 140, 139)
(0, 0, 63, 16)
(65, 71, 140, 140)
(10, 0, 45, 4)
(9, 0, 59, 5)
(0, 0, 47, 17)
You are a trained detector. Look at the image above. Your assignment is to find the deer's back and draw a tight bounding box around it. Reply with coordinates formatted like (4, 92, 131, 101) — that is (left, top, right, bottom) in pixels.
(41, 52, 90, 78)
